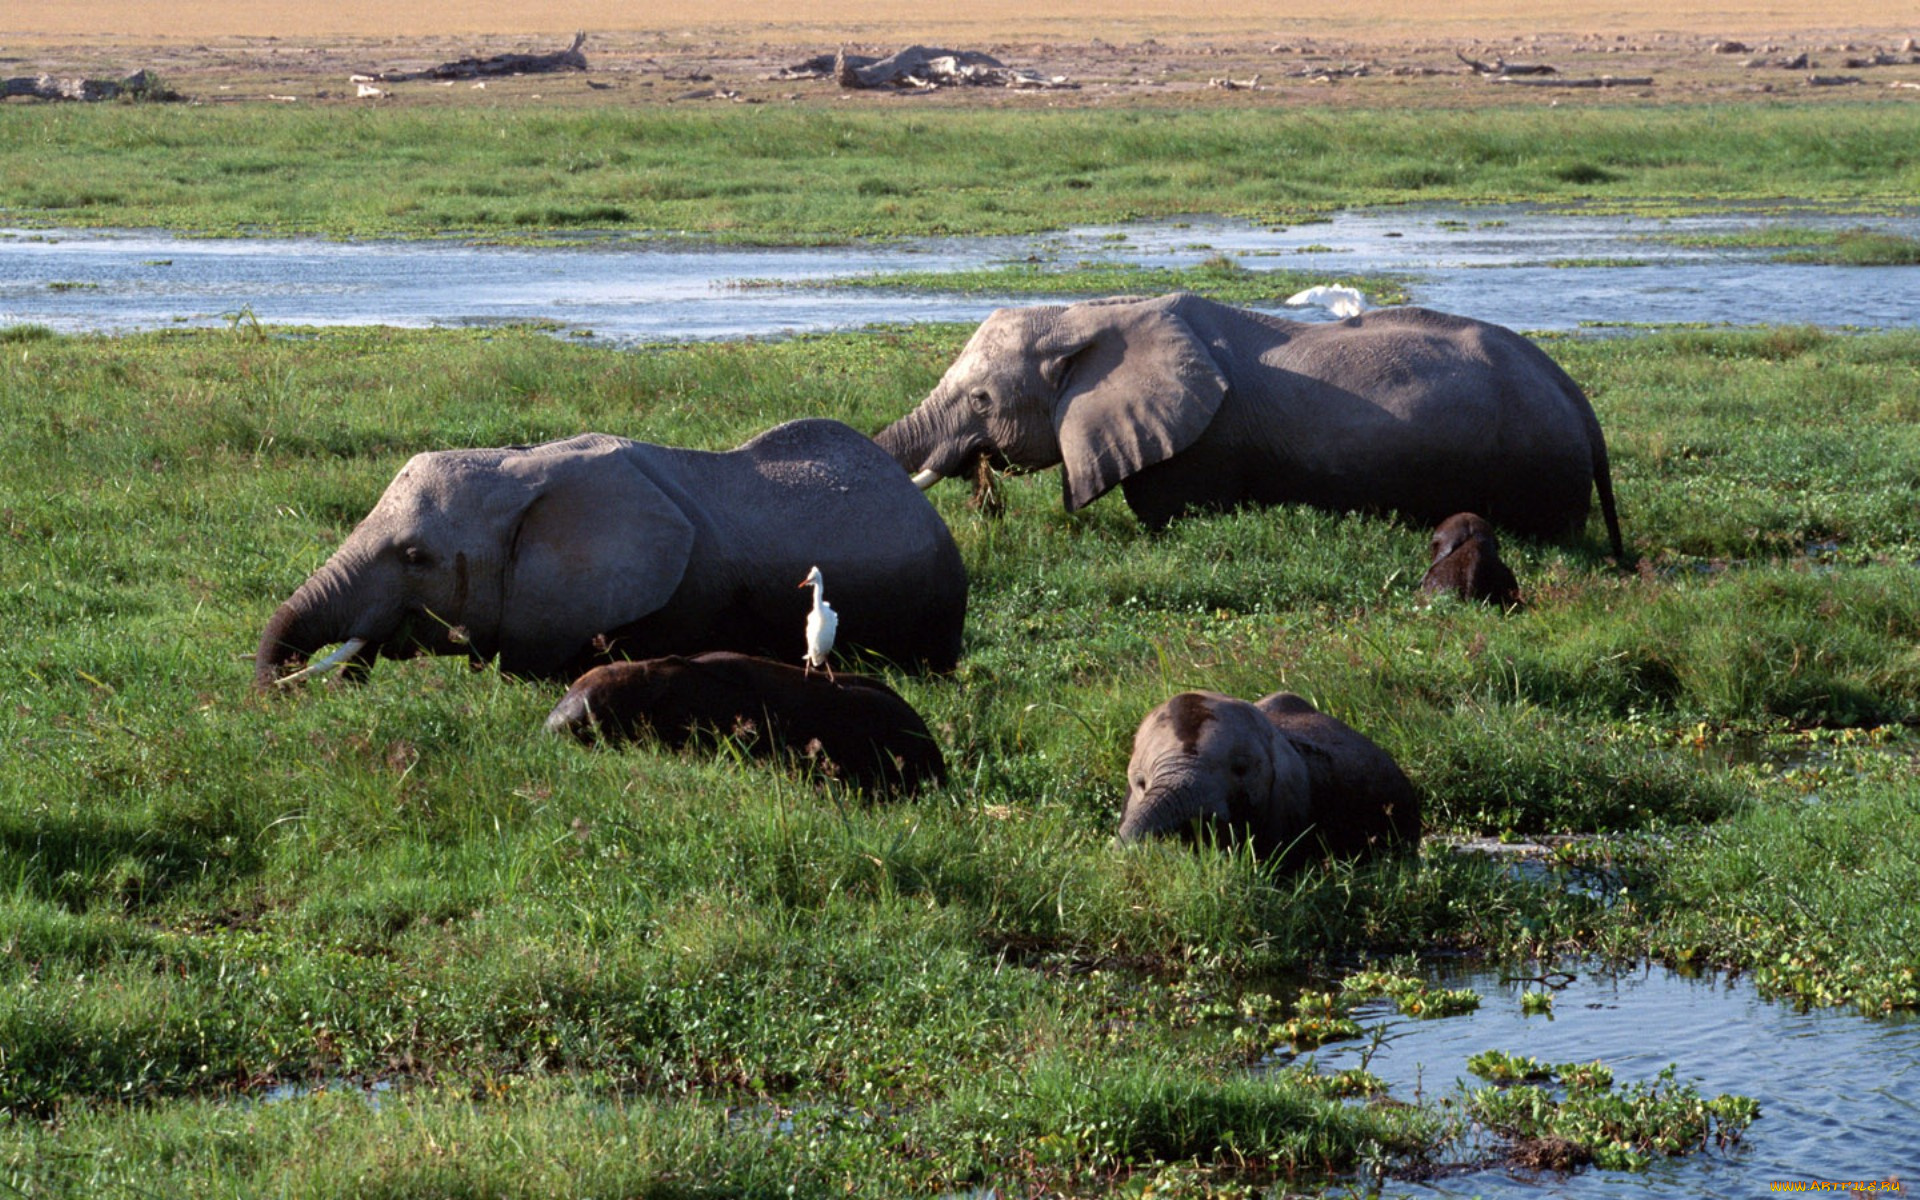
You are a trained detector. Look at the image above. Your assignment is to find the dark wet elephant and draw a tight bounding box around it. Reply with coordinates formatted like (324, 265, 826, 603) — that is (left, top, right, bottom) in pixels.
(545, 651, 947, 795)
(1420, 512, 1522, 606)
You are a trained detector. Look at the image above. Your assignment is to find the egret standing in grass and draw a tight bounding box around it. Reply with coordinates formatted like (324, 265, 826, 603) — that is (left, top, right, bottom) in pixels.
(799, 564, 838, 681)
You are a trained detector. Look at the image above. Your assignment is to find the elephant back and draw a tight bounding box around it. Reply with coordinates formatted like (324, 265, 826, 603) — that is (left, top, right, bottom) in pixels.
(613, 419, 968, 673)
(1255, 692, 1421, 861)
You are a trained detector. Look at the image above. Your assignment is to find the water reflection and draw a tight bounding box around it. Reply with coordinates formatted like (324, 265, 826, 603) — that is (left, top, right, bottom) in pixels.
(3, 204, 1916, 341)
(1274, 964, 1920, 1196)
(255, 1076, 394, 1108)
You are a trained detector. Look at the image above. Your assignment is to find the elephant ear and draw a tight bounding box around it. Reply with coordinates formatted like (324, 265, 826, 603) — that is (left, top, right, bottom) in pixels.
(1048, 301, 1229, 512)
(1257, 720, 1314, 855)
(498, 438, 694, 675)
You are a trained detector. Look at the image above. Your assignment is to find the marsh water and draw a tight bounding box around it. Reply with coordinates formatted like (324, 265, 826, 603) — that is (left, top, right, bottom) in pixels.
(4, 205, 1918, 339)
(1272, 963, 1920, 1196)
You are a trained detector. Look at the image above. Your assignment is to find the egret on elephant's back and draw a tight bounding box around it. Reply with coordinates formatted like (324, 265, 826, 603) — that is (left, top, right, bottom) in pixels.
(799, 564, 837, 681)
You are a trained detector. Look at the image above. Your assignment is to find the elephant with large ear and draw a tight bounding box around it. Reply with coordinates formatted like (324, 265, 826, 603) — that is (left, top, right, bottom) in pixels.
(875, 293, 1623, 556)
(254, 418, 967, 688)
(1116, 689, 1420, 868)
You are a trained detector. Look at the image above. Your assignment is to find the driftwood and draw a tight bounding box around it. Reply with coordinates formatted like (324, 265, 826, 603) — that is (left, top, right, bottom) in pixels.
(1805, 74, 1865, 86)
(1491, 74, 1653, 88)
(3, 69, 177, 102)
(377, 32, 586, 82)
(1455, 50, 1557, 76)
(776, 45, 1072, 90)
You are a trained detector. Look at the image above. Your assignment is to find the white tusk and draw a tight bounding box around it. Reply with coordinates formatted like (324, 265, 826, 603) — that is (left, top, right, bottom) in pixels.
(910, 468, 942, 490)
(272, 637, 368, 686)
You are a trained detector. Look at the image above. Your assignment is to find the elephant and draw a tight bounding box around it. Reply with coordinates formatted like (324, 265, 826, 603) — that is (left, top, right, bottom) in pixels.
(1420, 512, 1521, 607)
(874, 293, 1623, 556)
(544, 651, 946, 795)
(254, 418, 968, 688)
(1116, 689, 1420, 868)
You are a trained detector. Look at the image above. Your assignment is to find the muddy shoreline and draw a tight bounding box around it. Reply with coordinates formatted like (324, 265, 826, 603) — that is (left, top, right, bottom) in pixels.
(6, 22, 1919, 110)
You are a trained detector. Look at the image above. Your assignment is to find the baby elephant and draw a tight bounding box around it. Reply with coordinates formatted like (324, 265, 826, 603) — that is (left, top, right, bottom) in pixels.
(1420, 512, 1521, 606)
(545, 651, 946, 795)
(1116, 690, 1420, 868)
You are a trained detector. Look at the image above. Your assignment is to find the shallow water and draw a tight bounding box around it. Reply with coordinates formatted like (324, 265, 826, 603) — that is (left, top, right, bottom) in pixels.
(1270, 963, 1920, 1196)
(256, 1076, 393, 1108)
(3, 205, 1916, 341)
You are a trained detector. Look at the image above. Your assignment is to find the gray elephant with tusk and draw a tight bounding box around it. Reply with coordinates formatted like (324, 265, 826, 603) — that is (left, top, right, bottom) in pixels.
(875, 292, 1623, 556)
(1116, 689, 1421, 868)
(254, 418, 968, 688)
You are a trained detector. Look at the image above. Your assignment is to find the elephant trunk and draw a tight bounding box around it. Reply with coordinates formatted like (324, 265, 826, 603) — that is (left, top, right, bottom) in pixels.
(253, 562, 361, 689)
(1116, 781, 1227, 845)
(873, 403, 955, 484)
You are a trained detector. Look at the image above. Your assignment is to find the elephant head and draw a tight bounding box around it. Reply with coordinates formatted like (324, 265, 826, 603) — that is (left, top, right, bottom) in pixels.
(254, 434, 694, 687)
(874, 297, 1228, 512)
(1420, 512, 1521, 606)
(1117, 689, 1422, 867)
(1115, 691, 1311, 856)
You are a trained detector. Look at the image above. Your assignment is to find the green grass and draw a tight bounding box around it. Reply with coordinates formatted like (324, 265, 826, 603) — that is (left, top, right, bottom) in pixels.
(3, 105, 1919, 240)
(1653, 226, 1920, 265)
(2, 321, 1918, 1191)
(741, 256, 1410, 306)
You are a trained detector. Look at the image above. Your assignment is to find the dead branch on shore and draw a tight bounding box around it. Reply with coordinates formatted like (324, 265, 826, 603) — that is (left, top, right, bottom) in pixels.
(3, 69, 178, 102)
(776, 45, 1073, 90)
(375, 32, 587, 82)
(1455, 50, 1558, 77)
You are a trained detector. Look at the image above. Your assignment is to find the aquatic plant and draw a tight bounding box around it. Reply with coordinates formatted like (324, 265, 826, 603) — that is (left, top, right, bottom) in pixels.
(1464, 1063, 1758, 1172)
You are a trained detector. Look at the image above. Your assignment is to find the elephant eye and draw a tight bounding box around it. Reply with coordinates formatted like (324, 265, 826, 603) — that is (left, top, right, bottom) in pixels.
(402, 546, 431, 568)
(967, 388, 992, 413)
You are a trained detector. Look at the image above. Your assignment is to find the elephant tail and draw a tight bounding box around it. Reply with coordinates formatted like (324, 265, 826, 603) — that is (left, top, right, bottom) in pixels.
(1591, 432, 1624, 561)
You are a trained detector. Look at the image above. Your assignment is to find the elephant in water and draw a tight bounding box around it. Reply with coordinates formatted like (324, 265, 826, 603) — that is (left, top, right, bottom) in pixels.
(545, 651, 946, 795)
(254, 419, 967, 687)
(1420, 512, 1522, 607)
(875, 293, 1623, 555)
(1116, 689, 1421, 868)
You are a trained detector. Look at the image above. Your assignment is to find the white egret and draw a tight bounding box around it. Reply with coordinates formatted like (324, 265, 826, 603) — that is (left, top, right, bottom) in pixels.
(798, 565, 838, 681)
(1284, 284, 1369, 319)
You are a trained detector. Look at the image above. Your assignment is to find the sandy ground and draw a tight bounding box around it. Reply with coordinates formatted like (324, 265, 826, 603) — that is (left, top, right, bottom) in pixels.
(4, 1, 1918, 108)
